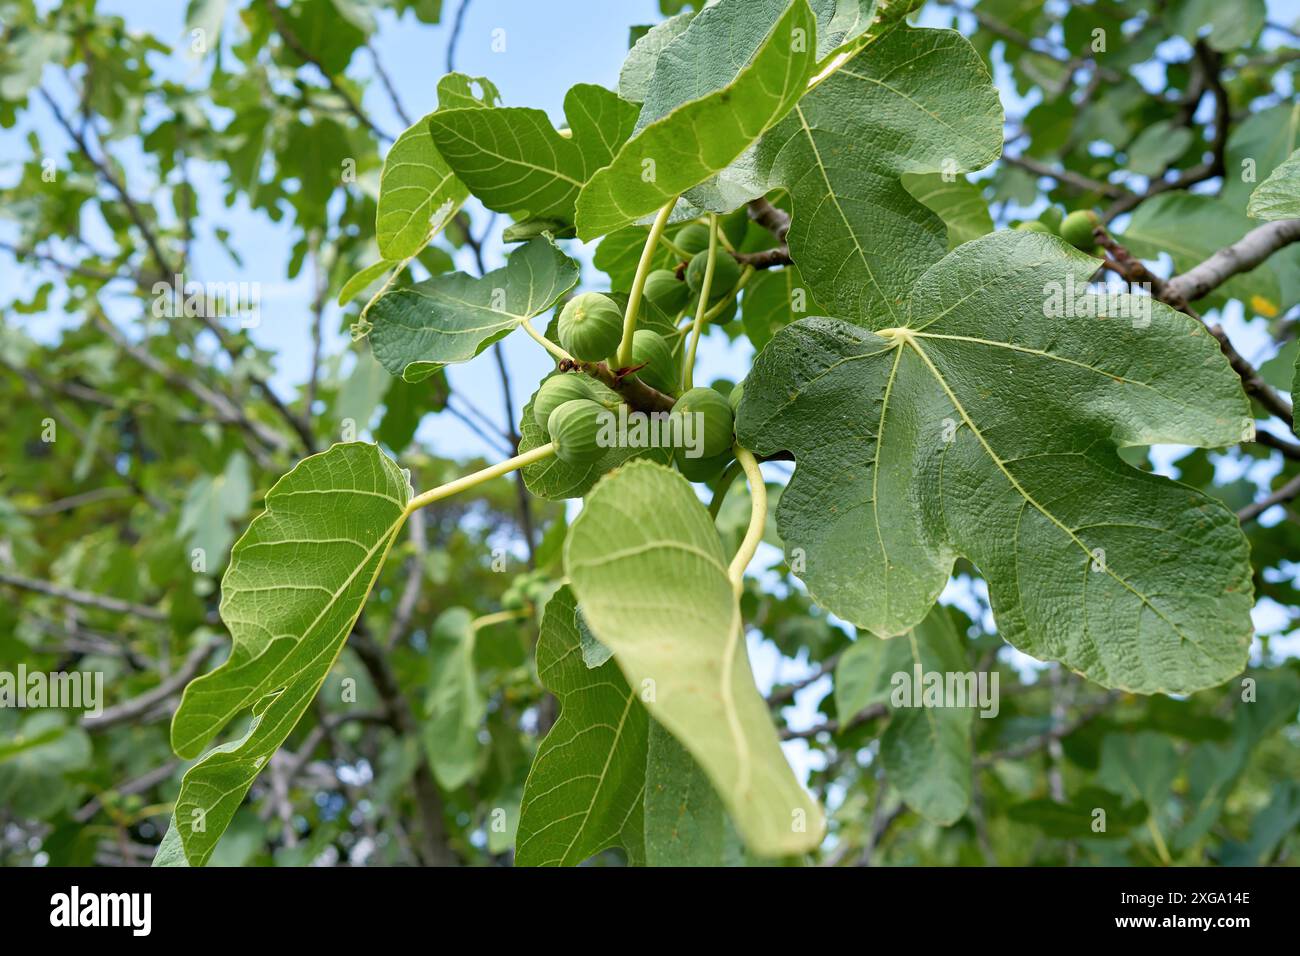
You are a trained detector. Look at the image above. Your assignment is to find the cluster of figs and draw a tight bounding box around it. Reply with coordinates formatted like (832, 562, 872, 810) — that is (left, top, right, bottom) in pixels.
(534, 219, 743, 482)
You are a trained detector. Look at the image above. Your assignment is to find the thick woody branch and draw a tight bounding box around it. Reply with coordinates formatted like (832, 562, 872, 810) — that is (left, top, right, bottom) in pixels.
(733, 246, 793, 270)
(748, 196, 790, 242)
(1163, 219, 1300, 306)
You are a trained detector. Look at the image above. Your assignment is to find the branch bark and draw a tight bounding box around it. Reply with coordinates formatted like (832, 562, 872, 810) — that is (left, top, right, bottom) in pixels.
(1238, 471, 1300, 523)
(1162, 218, 1300, 306)
(83, 639, 220, 733)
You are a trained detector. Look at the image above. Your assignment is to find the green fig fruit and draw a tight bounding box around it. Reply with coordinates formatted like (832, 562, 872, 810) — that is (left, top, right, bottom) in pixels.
(708, 296, 738, 325)
(727, 381, 744, 412)
(558, 292, 623, 361)
(675, 448, 733, 483)
(1014, 220, 1052, 233)
(721, 208, 750, 249)
(686, 250, 741, 302)
(532, 374, 597, 432)
(1059, 209, 1100, 251)
(644, 269, 689, 313)
(671, 386, 734, 460)
(630, 329, 677, 394)
(675, 222, 712, 256)
(547, 399, 610, 466)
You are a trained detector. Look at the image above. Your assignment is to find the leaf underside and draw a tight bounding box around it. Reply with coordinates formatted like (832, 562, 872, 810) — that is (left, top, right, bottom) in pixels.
(565, 459, 826, 857)
(515, 587, 648, 866)
(170, 442, 411, 866)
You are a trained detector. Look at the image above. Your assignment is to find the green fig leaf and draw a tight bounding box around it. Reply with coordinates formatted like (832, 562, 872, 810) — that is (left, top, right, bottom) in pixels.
(738, 231, 1254, 695)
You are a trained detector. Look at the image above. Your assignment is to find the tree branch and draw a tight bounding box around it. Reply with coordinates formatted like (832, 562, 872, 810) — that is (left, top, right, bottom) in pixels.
(1163, 218, 1300, 306)
(0, 571, 172, 622)
(83, 639, 220, 733)
(975, 691, 1121, 766)
(261, 0, 393, 143)
(1238, 471, 1300, 523)
(1002, 153, 1129, 198)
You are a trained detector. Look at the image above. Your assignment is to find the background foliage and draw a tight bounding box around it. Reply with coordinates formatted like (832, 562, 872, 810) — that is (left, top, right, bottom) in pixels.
(1, 0, 1298, 867)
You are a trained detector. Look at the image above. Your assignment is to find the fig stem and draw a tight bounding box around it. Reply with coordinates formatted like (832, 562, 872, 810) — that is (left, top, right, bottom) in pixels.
(406, 442, 556, 513)
(616, 199, 677, 368)
(682, 213, 719, 392)
(520, 316, 572, 363)
(727, 445, 767, 596)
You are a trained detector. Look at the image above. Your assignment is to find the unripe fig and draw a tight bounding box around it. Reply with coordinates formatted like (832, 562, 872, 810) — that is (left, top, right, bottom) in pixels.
(709, 297, 738, 325)
(630, 329, 677, 393)
(676, 449, 732, 483)
(727, 381, 744, 412)
(1059, 210, 1100, 251)
(721, 209, 750, 249)
(686, 250, 741, 302)
(1014, 220, 1052, 234)
(675, 223, 712, 256)
(672, 386, 734, 459)
(644, 269, 689, 313)
(547, 399, 609, 466)
(559, 292, 623, 361)
(533, 374, 597, 432)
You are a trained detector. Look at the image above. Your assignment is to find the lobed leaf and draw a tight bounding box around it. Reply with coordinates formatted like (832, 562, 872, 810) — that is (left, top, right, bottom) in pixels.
(367, 236, 579, 382)
(376, 73, 498, 261)
(739, 231, 1254, 695)
(751, 22, 1003, 324)
(428, 83, 638, 227)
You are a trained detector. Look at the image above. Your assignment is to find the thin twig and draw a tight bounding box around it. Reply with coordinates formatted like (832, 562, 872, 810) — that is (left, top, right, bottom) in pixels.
(261, 0, 393, 142)
(1238, 471, 1300, 523)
